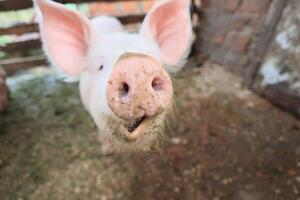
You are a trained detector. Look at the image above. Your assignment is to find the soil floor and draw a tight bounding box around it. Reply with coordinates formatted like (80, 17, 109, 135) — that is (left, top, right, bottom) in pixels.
(0, 61, 300, 200)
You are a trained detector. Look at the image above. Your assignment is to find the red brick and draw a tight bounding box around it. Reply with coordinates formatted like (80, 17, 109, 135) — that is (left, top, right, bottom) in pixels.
(224, 31, 237, 47)
(89, 2, 117, 16)
(120, 2, 139, 15)
(224, 31, 251, 52)
(234, 33, 251, 52)
(213, 34, 226, 45)
(142, 1, 155, 12)
(238, 0, 270, 16)
(194, 0, 202, 8)
(201, 0, 223, 9)
(225, 0, 240, 12)
(231, 17, 251, 30)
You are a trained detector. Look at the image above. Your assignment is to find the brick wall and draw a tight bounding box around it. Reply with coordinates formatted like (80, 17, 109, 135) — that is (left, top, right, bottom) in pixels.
(89, 1, 154, 17)
(195, 0, 272, 72)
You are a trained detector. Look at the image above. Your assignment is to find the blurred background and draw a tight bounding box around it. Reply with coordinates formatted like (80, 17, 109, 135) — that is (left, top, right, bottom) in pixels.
(0, 0, 299, 200)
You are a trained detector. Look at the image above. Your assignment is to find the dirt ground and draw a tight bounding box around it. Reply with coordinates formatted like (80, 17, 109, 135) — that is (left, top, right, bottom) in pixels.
(0, 60, 300, 200)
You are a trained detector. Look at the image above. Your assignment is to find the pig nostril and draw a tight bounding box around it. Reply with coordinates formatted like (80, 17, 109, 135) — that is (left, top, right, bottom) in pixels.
(151, 77, 164, 91)
(120, 82, 129, 97)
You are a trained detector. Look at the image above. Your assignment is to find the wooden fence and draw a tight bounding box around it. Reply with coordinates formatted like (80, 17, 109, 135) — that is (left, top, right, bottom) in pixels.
(0, 0, 145, 11)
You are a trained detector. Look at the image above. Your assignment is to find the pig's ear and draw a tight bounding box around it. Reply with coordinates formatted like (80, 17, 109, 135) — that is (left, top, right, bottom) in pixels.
(34, 0, 94, 76)
(140, 0, 193, 69)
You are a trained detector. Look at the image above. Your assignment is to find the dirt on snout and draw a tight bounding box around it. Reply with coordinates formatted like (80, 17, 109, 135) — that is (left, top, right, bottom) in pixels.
(0, 61, 300, 200)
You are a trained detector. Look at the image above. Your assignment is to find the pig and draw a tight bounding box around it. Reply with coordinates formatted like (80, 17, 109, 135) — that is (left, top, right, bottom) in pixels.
(33, 0, 193, 152)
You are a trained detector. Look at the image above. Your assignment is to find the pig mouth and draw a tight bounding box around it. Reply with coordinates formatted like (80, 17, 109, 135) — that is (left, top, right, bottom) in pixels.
(106, 113, 165, 144)
(104, 112, 167, 150)
(126, 116, 146, 133)
(119, 116, 153, 142)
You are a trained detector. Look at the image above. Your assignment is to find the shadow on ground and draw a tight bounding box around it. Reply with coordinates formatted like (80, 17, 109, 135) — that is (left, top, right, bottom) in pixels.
(0, 61, 300, 200)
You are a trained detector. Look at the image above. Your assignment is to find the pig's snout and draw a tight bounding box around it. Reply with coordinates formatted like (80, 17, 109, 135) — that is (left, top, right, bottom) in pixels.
(107, 53, 173, 121)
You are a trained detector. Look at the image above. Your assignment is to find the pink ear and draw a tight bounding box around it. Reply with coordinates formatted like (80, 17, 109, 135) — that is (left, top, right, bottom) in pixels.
(35, 0, 94, 75)
(140, 0, 193, 66)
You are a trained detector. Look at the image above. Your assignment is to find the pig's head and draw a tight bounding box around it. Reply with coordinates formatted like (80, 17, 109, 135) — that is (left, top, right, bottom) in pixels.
(34, 0, 193, 152)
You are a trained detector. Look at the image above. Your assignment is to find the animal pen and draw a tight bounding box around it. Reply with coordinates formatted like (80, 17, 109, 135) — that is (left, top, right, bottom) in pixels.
(0, 0, 300, 199)
(0, 0, 299, 118)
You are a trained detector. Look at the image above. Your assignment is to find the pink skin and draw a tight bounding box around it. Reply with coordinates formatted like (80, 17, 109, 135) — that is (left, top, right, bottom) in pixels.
(34, 0, 193, 151)
(140, 0, 192, 67)
(107, 53, 173, 121)
(34, 0, 94, 75)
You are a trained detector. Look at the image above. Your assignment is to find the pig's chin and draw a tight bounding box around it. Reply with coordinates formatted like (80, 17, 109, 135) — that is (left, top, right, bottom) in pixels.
(100, 112, 169, 152)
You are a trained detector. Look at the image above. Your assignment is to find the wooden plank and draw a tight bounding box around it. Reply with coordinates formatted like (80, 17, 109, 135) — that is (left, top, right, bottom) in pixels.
(243, 0, 287, 87)
(252, 83, 300, 119)
(0, 13, 145, 54)
(0, 23, 39, 36)
(0, 0, 148, 12)
(116, 13, 145, 24)
(0, 55, 48, 76)
(0, 39, 41, 53)
(0, 14, 145, 36)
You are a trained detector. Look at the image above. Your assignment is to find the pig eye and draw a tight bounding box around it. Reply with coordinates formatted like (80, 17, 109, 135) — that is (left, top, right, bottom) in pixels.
(98, 65, 104, 71)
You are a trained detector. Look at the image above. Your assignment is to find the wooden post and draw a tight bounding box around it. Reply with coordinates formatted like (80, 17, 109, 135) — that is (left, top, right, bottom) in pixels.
(253, 83, 300, 119)
(0, 55, 48, 76)
(0, 67, 9, 112)
(243, 0, 287, 87)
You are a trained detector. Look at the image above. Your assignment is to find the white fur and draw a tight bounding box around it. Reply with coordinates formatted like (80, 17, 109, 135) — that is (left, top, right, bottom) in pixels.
(91, 16, 124, 35)
(81, 20, 162, 128)
(34, 0, 193, 147)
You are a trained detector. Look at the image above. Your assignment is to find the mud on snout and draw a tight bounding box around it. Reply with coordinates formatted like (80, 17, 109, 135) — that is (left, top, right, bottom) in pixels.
(99, 108, 173, 153)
